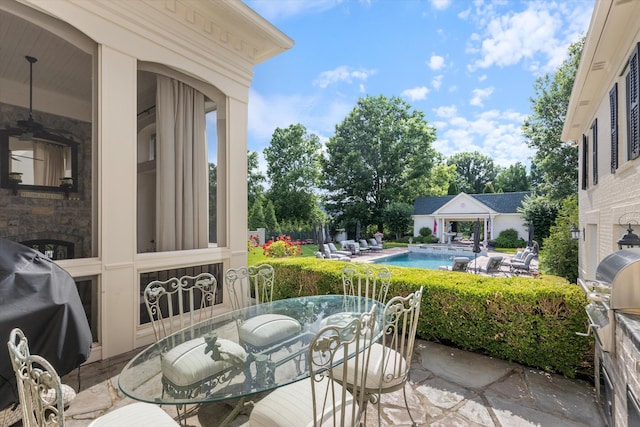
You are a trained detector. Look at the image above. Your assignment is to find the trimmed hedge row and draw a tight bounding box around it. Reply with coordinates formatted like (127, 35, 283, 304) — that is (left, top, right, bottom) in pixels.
(267, 257, 592, 378)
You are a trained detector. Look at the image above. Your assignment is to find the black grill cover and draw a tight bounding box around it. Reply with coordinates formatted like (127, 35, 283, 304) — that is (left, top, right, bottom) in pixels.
(0, 238, 92, 409)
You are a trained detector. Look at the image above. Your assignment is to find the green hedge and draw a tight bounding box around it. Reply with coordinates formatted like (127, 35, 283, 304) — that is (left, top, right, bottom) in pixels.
(267, 258, 591, 378)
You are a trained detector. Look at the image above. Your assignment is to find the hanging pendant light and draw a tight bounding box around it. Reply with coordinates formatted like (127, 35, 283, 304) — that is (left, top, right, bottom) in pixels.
(17, 55, 44, 137)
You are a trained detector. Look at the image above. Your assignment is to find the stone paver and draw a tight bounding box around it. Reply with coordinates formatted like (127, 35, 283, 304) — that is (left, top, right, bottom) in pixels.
(50, 340, 603, 427)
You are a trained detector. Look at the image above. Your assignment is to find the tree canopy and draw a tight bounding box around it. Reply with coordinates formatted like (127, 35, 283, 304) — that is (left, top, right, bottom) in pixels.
(322, 95, 437, 232)
(447, 151, 499, 194)
(495, 162, 530, 192)
(522, 37, 584, 200)
(264, 124, 322, 224)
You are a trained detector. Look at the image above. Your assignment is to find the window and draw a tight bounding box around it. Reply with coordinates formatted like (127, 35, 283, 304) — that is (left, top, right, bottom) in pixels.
(592, 119, 598, 185)
(610, 83, 618, 173)
(627, 42, 640, 161)
(581, 134, 588, 190)
(136, 66, 221, 253)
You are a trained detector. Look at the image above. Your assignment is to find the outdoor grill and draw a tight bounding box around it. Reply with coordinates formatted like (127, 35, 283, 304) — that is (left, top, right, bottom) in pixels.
(579, 248, 640, 354)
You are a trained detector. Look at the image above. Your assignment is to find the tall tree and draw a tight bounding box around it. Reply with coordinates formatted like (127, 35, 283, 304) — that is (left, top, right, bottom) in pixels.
(263, 199, 279, 232)
(322, 95, 438, 231)
(540, 195, 578, 282)
(447, 151, 499, 194)
(247, 150, 265, 208)
(264, 124, 322, 223)
(522, 37, 584, 200)
(248, 197, 266, 230)
(382, 202, 414, 240)
(495, 162, 530, 192)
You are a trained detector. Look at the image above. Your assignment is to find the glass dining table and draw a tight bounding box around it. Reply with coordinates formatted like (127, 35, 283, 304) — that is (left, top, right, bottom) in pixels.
(118, 294, 383, 424)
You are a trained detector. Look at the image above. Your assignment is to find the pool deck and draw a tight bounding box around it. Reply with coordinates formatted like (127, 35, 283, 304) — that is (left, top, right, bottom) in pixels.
(352, 245, 536, 276)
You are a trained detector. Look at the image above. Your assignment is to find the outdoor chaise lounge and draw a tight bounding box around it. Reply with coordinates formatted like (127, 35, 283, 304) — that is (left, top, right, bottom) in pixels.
(439, 256, 471, 272)
(479, 255, 505, 276)
(328, 242, 353, 257)
(321, 244, 351, 260)
(360, 239, 383, 251)
(507, 252, 535, 275)
(340, 240, 362, 255)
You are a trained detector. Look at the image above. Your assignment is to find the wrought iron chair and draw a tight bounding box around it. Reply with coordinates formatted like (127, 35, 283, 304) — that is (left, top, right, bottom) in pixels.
(224, 265, 302, 353)
(341, 262, 391, 303)
(7, 328, 178, 427)
(334, 287, 424, 426)
(143, 273, 244, 424)
(249, 305, 379, 427)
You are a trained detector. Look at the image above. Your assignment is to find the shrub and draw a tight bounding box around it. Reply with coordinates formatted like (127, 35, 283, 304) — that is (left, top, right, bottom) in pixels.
(266, 258, 590, 378)
(419, 227, 433, 237)
(494, 228, 526, 248)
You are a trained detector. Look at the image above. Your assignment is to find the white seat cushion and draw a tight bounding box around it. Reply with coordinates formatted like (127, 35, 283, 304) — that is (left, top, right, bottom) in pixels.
(333, 342, 407, 391)
(250, 376, 358, 427)
(0, 383, 77, 426)
(238, 313, 302, 348)
(87, 402, 178, 426)
(161, 337, 246, 388)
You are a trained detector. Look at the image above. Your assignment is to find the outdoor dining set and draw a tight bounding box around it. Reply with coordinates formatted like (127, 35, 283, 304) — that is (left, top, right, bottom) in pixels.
(5, 262, 423, 427)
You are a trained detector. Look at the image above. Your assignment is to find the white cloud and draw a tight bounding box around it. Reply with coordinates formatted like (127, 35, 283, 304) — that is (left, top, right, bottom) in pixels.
(433, 105, 457, 119)
(313, 66, 376, 88)
(432, 106, 532, 167)
(432, 75, 443, 90)
(428, 55, 445, 70)
(469, 87, 494, 107)
(401, 86, 430, 101)
(477, 74, 487, 82)
(430, 0, 451, 10)
(469, 2, 592, 73)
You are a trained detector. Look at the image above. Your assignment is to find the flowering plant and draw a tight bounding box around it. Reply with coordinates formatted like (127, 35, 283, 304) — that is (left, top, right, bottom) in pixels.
(247, 234, 260, 252)
(262, 235, 301, 258)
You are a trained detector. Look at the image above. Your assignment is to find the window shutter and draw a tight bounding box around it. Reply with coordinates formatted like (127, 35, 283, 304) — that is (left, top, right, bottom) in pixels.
(581, 134, 588, 190)
(610, 83, 618, 173)
(592, 119, 598, 185)
(628, 43, 640, 160)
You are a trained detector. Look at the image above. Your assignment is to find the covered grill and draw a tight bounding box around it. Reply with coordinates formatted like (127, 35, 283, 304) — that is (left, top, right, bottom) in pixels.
(579, 248, 640, 353)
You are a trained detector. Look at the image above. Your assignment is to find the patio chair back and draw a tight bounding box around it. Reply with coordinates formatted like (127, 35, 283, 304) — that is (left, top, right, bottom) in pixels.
(249, 305, 379, 427)
(485, 256, 504, 275)
(143, 273, 218, 342)
(248, 264, 276, 304)
(331, 287, 424, 426)
(7, 328, 179, 427)
(341, 263, 391, 304)
(452, 257, 471, 271)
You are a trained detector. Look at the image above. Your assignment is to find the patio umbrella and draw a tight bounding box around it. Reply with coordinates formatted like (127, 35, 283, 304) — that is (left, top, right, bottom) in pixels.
(527, 222, 534, 247)
(355, 220, 361, 241)
(325, 223, 331, 243)
(317, 222, 324, 252)
(472, 219, 481, 273)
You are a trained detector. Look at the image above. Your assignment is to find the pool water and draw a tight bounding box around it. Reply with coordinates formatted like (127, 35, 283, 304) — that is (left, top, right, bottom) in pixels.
(372, 252, 465, 270)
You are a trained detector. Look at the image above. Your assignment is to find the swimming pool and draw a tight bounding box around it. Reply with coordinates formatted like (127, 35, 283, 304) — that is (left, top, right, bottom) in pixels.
(371, 252, 460, 270)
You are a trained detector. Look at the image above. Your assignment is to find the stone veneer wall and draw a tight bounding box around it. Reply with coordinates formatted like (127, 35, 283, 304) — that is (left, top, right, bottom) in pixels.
(0, 103, 92, 258)
(603, 313, 640, 426)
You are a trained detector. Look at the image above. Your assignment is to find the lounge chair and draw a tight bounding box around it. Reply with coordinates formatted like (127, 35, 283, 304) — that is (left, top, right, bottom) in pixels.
(360, 239, 383, 251)
(507, 252, 535, 275)
(480, 256, 505, 276)
(439, 256, 470, 272)
(328, 242, 352, 257)
(322, 244, 351, 260)
(340, 240, 361, 256)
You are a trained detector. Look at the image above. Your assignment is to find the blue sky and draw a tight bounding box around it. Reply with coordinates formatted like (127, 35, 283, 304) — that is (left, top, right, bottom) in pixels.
(241, 0, 594, 174)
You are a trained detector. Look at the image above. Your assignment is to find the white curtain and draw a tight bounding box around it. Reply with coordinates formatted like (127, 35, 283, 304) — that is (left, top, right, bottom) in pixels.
(33, 142, 65, 186)
(155, 75, 208, 251)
